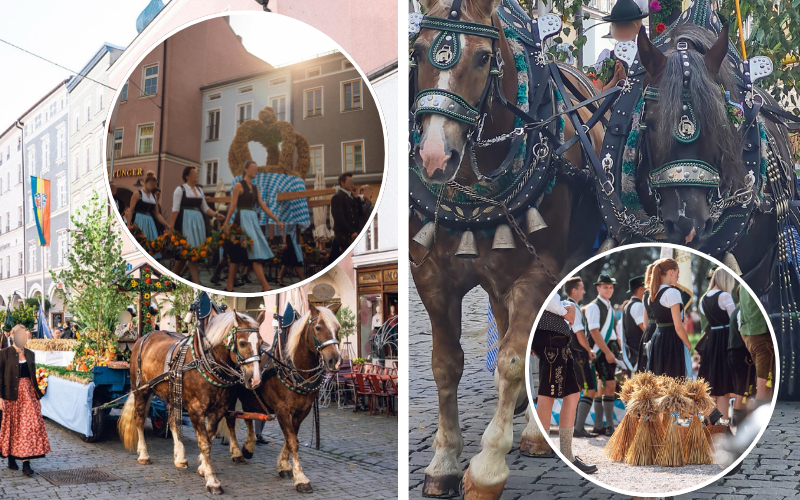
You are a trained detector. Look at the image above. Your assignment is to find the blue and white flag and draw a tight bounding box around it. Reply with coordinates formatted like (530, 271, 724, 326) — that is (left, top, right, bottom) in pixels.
(486, 303, 498, 373)
(37, 307, 52, 339)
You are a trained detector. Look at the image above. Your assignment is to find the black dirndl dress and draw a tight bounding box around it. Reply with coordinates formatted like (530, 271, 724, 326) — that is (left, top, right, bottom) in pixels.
(532, 311, 580, 398)
(636, 290, 657, 373)
(697, 291, 735, 396)
(647, 287, 686, 378)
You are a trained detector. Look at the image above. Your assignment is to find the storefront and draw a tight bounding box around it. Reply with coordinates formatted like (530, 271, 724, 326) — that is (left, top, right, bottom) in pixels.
(355, 264, 397, 361)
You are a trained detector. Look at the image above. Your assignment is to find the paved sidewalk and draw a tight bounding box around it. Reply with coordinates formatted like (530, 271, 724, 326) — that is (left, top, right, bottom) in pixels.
(409, 280, 800, 499)
(1, 405, 397, 500)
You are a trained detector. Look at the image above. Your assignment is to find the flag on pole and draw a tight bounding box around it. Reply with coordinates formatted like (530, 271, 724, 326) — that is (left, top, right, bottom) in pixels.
(31, 176, 51, 246)
(37, 307, 52, 339)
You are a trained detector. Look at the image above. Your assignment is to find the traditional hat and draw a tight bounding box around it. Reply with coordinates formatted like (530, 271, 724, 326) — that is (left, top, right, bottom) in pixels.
(594, 273, 617, 285)
(602, 0, 648, 22)
(627, 275, 645, 294)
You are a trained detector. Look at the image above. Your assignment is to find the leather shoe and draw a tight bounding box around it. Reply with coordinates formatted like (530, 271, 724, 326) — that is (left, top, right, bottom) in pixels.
(573, 427, 594, 438)
(605, 426, 616, 437)
(7, 457, 18, 470)
(590, 426, 605, 435)
(571, 456, 597, 474)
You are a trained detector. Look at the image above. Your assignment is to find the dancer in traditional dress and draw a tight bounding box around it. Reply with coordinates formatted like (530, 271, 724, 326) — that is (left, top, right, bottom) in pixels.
(0, 326, 51, 476)
(585, 274, 620, 436)
(637, 264, 657, 372)
(222, 160, 284, 292)
(126, 171, 169, 257)
(620, 276, 646, 371)
(728, 287, 756, 428)
(276, 228, 305, 286)
(532, 294, 597, 474)
(698, 268, 736, 413)
(563, 277, 598, 438)
(169, 166, 225, 285)
(739, 283, 774, 407)
(647, 258, 692, 379)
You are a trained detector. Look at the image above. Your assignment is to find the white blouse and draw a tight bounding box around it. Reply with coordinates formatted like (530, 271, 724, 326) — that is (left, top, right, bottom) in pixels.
(172, 184, 211, 213)
(658, 284, 683, 308)
(699, 289, 736, 316)
(139, 190, 157, 204)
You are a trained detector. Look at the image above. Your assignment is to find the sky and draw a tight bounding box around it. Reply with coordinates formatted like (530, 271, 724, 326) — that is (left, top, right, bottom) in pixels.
(0, 1, 149, 128)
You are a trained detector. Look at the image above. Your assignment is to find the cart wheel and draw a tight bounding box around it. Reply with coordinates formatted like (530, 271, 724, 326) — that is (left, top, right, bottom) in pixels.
(150, 409, 171, 438)
(81, 410, 106, 443)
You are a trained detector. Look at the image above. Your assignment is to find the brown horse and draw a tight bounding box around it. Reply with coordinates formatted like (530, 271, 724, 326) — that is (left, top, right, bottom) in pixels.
(411, 0, 604, 498)
(220, 303, 342, 493)
(118, 310, 262, 495)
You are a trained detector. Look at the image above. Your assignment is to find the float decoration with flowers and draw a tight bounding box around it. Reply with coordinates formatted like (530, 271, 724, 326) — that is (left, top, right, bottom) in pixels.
(212, 224, 254, 251)
(163, 229, 214, 263)
(116, 263, 177, 336)
(71, 328, 123, 372)
(130, 225, 163, 256)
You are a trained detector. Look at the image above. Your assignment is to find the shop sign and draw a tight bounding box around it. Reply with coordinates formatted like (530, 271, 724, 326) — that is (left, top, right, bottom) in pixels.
(382, 269, 398, 283)
(358, 271, 381, 285)
(112, 168, 144, 178)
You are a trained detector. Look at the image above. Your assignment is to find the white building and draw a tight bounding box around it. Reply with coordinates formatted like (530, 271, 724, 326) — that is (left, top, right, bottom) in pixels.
(0, 123, 27, 309)
(68, 43, 125, 218)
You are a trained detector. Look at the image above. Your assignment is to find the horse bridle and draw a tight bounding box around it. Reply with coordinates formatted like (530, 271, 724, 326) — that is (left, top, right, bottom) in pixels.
(226, 326, 262, 368)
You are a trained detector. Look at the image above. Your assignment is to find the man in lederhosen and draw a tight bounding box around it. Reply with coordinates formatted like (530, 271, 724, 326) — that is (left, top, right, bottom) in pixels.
(532, 294, 598, 474)
(563, 277, 598, 439)
(585, 274, 621, 436)
(619, 276, 646, 373)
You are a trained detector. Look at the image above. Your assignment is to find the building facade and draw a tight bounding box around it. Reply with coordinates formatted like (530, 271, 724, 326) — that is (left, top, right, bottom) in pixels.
(199, 67, 291, 193)
(0, 124, 27, 310)
(20, 81, 71, 322)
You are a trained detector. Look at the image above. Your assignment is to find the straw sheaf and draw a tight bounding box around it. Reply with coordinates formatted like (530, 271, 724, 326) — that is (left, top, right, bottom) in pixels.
(227, 106, 310, 178)
(684, 378, 716, 415)
(618, 377, 638, 403)
(656, 378, 692, 418)
(626, 383, 661, 417)
(26, 339, 78, 352)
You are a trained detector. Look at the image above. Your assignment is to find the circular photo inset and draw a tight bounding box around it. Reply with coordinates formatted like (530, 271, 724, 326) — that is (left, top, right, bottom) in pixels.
(525, 243, 778, 497)
(104, 12, 387, 296)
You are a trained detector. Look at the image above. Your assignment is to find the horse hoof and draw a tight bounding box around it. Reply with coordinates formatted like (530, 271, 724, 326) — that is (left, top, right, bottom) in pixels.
(421, 474, 460, 498)
(279, 470, 294, 479)
(206, 485, 224, 495)
(295, 483, 313, 493)
(519, 436, 554, 458)
(241, 447, 253, 459)
(461, 468, 505, 500)
(175, 461, 188, 469)
(232, 456, 247, 465)
(137, 458, 151, 465)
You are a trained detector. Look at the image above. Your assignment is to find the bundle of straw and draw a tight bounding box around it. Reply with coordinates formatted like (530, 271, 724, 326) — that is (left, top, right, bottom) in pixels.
(605, 375, 640, 461)
(624, 373, 664, 466)
(683, 378, 716, 464)
(655, 378, 692, 467)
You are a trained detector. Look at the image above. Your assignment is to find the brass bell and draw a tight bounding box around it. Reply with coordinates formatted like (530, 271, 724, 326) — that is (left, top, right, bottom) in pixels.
(455, 230, 479, 258)
(491, 224, 516, 250)
(597, 237, 618, 255)
(411, 222, 436, 251)
(722, 251, 743, 275)
(525, 207, 547, 234)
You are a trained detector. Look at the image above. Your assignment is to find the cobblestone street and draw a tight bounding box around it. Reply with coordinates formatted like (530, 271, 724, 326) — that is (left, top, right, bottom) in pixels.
(409, 279, 800, 499)
(0, 405, 397, 499)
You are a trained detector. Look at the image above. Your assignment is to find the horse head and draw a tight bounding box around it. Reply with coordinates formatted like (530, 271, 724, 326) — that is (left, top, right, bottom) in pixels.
(206, 309, 262, 390)
(411, 0, 507, 183)
(637, 23, 746, 247)
(287, 303, 342, 373)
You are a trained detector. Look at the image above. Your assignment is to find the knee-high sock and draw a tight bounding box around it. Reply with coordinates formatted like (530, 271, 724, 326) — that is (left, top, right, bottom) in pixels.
(559, 427, 575, 461)
(592, 397, 604, 428)
(576, 396, 592, 430)
(732, 408, 748, 428)
(602, 395, 616, 429)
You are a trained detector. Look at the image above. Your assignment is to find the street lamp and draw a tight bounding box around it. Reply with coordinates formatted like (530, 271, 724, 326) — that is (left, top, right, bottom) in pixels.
(254, 0, 271, 12)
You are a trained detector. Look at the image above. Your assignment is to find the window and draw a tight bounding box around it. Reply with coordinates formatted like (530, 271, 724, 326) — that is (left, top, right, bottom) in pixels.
(137, 124, 154, 155)
(45, 246, 51, 269)
(343, 60, 354, 70)
(208, 93, 221, 102)
(305, 67, 321, 78)
(17, 137, 20, 151)
(57, 177, 66, 208)
(17, 206, 21, 227)
(5, 173, 8, 191)
(0, 180, 3, 194)
(74, 114, 80, 134)
(41, 138, 50, 170)
(85, 99, 91, 122)
(28, 243, 36, 272)
(17, 252, 22, 275)
(34, 114, 41, 129)
(207, 111, 220, 141)
(307, 145, 323, 177)
(58, 233, 69, 266)
(17, 164, 22, 183)
(1, 259, 4, 280)
(98, 88, 104, 110)
(4, 256, 8, 279)
(238, 85, 253, 94)
(97, 135, 103, 163)
(142, 64, 159, 96)
(5, 145, 8, 159)
(4, 212, 8, 233)
(85, 145, 91, 173)
(56, 127, 65, 161)
(205, 161, 219, 185)
(269, 76, 286, 86)
(342, 141, 364, 172)
(49, 102, 57, 118)
(120, 82, 128, 101)
(270, 96, 286, 121)
(114, 129, 123, 159)
(236, 103, 252, 127)
(304, 87, 322, 118)
(72, 153, 80, 180)
(341, 79, 362, 111)
(27, 147, 35, 175)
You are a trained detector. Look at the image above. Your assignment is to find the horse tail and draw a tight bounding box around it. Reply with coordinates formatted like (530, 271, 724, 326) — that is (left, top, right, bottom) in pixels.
(118, 393, 152, 451)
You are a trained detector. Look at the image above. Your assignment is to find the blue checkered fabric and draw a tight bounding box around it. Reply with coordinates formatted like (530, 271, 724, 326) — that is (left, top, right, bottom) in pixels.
(487, 302, 498, 373)
(232, 173, 311, 235)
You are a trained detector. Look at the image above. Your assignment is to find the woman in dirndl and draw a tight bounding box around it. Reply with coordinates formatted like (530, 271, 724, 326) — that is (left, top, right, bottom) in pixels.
(169, 166, 224, 285)
(0, 325, 51, 476)
(223, 160, 284, 292)
(637, 263, 657, 372)
(276, 228, 305, 286)
(698, 267, 736, 412)
(126, 171, 169, 258)
(646, 258, 693, 379)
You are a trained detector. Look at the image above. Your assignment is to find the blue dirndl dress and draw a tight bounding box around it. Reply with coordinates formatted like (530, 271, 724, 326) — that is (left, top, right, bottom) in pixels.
(229, 180, 273, 264)
(174, 185, 207, 250)
(133, 190, 161, 258)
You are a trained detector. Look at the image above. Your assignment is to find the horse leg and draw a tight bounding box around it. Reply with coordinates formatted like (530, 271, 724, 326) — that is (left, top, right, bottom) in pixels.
(134, 392, 151, 465)
(170, 416, 188, 468)
(463, 296, 534, 500)
(191, 411, 223, 495)
(226, 416, 246, 464)
(279, 412, 312, 493)
(421, 292, 464, 498)
(277, 442, 292, 479)
(242, 418, 256, 459)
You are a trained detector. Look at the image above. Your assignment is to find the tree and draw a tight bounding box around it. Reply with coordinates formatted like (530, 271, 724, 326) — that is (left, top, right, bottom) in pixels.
(335, 305, 356, 340)
(52, 193, 131, 333)
(163, 281, 197, 333)
(8, 303, 37, 330)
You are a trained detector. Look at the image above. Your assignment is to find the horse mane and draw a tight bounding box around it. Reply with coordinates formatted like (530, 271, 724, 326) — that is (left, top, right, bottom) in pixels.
(285, 306, 341, 364)
(204, 311, 258, 349)
(651, 24, 745, 190)
(424, 0, 498, 22)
